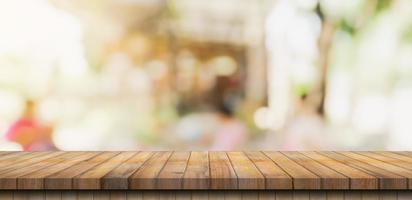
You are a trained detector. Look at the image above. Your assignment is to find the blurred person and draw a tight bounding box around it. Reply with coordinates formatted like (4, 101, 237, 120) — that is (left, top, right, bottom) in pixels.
(282, 94, 325, 150)
(211, 104, 248, 150)
(5, 99, 56, 151)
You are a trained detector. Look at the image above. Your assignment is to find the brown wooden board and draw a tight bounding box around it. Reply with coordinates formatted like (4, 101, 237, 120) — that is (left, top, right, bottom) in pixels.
(0, 151, 410, 190)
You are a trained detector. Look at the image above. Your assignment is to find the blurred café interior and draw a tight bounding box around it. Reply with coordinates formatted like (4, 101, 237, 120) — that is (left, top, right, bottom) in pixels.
(0, 0, 412, 151)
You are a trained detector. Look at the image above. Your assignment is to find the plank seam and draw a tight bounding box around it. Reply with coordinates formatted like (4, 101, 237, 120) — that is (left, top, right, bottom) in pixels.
(262, 151, 296, 190)
(125, 151, 156, 189)
(225, 152, 239, 189)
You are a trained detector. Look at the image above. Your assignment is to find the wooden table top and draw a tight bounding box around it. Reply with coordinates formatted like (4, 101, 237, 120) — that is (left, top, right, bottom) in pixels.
(0, 151, 411, 190)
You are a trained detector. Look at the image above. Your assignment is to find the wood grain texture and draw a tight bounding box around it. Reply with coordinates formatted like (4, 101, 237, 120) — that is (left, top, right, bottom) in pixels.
(183, 152, 209, 189)
(301, 151, 377, 189)
(209, 152, 237, 189)
(73, 152, 136, 189)
(156, 151, 190, 189)
(129, 151, 172, 189)
(245, 151, 292, 189)
(18, 152, 98, 189)
(320, 152, 407, 189)
(282, 151, 348, 189)
(0, 151, 410, 190)
(102, 152, 154, 189)
(263, 151, 320, 189)
(338, 152, 410, 189)
(227, 152, 264, 189)
(45, 152, 119, 189)
(1, 191, 412, 200)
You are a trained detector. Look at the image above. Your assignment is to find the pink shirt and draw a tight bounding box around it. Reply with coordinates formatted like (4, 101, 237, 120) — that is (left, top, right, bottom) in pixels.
(211, 120, 247, 151)
(5, 118, 54, 151)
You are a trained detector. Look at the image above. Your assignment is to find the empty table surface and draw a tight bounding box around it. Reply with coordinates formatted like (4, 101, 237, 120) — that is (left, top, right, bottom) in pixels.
(0, 151, 411, 190)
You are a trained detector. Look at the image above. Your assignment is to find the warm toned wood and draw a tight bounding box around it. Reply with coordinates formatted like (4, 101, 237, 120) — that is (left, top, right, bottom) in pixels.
(18, 152, 98, 189)
(0, 152, 66, 189)
(0, 151, 412, 191)
(342, 152, 412, 189)
(3, 190, 412, 200)
(129, 151, 172, 189)
(0, 191, 13, 200)
(362, 151, 412, 171)
(45, 152, 119, 189)
(227, 152, 265, 189)
(263, 151, 320, 189)
(156, 151, 190, 189)
(73, 152, 136, 189)
(245, 151, 292, 189)
(191, 191, 208, 200)
(321, 152, 407, 189)
(282, 151, 348, 189)
(209, 152, 237, 189)
(301, 151, 378, 189)
(102, 152, 154, 189)
(183, 152, 209, 189)
(0, 152, 64, 175)
(0, 152, 31, 165)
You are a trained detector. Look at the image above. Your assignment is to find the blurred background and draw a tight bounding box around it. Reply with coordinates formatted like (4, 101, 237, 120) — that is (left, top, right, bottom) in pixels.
(0, 0, 412, 151)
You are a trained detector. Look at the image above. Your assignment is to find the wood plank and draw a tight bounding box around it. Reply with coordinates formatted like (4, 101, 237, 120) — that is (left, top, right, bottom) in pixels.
(73, 152, 136, 189)
(395, 151, 412, 158)
(361, 191, 379, 200)
(344, 191, 361, 200)
(18, 152, 98, 189)
(45, 191, 61, 200)
(0, 152, 63, 175)
(129, 151, 172, 189)
(61, 191, 76, 200)
(0, 152, 30, 163)
(93, 191, 109, 200)
(242, 191, 258, 200)
(275, 191, 292, 200)
(156, 151, 190, 189)
(102, 151, 154, 189)
(363, 151, 412, 171)
(320, 152, 407, 189)
(191, 191, 208, 200)
(301, 151, 377, 189)
(224, 191, 241, 200)
(343, 152, 412, 189)
(326, 191, 344, 200)
(127, 191, 143, 200)
(183, 151, 209, 189)
(175, 191, 191, 200)
(309, 191, 326, 200)
(28, 191, 45, 200)
(293, 191, 309, 200)
(45, 152, 119, 189)
(0, 151, 15, 156)
(0, 191, 13, 200)
(227, 152, 264, 189)
(142, 191, 159, 200)
(110, 191, 126, 200)
(258, 191, 275, 200)
(245, 151, 292, 189)
(77, 191, 93, 200)
(263, 151, 320, 189)
(282, 151, 348, 189)
(209, 151, 237, 189)
(398, 191, 412, 200)
(208, 191, 224, 200)
(0, 152, 66, 189)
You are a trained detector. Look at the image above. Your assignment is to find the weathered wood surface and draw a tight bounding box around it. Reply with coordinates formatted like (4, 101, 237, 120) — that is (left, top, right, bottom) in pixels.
(0, 151, 411, 190)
